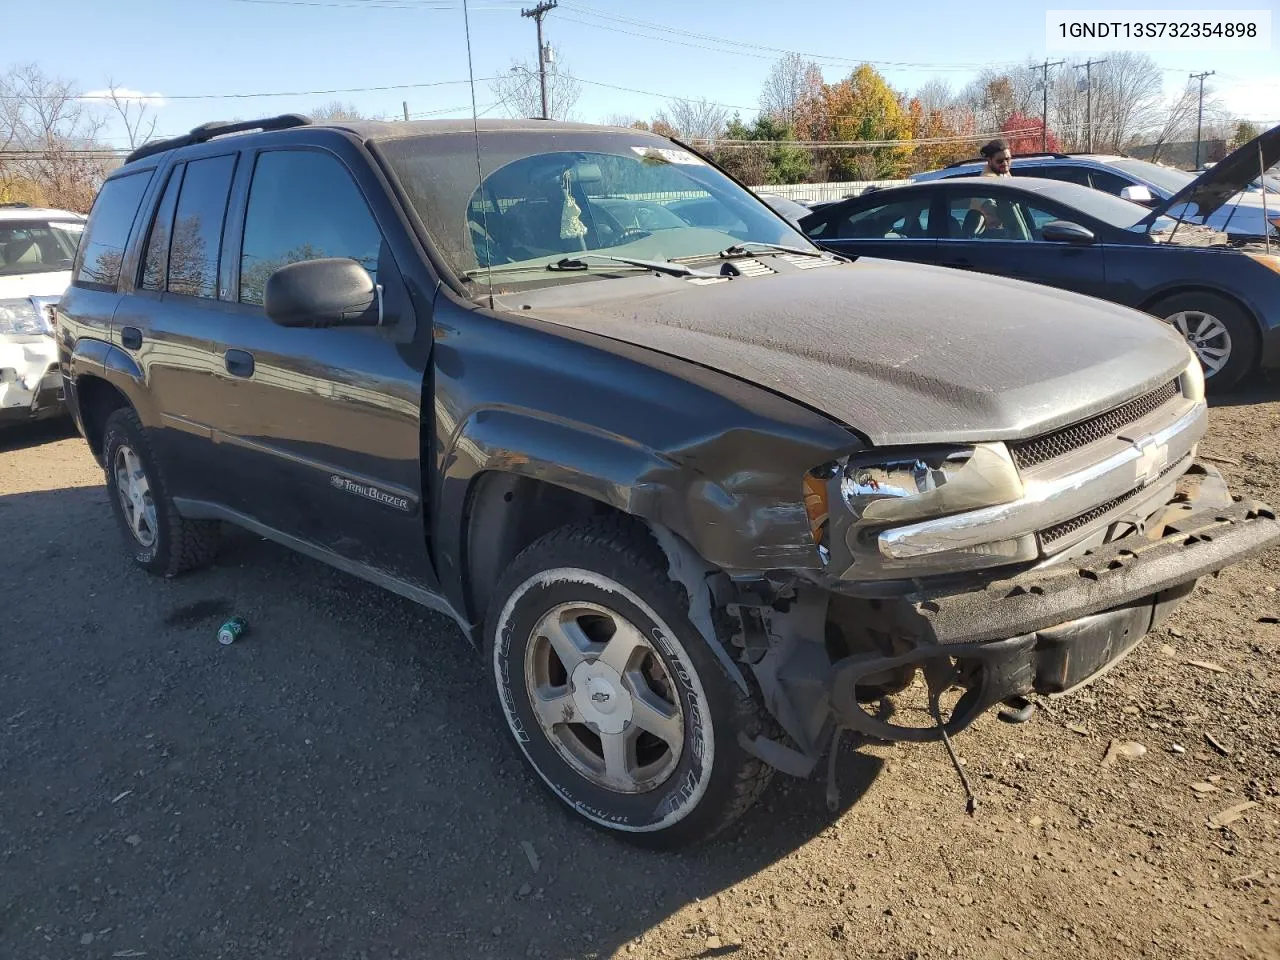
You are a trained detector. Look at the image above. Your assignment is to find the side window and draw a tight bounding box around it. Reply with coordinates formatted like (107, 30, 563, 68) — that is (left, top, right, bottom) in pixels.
(1087, 169, 1131, 196)
(822, 198, 931, 240)
(1017, 165, 1090, 187)
(946, 193, 1031, 241)
(239, 150, 382, 306)
(74, 170, 154, 288)
(140, 165, 184, 291)
(1017, 202, 1067, 239)
(167, 154, 236, 299)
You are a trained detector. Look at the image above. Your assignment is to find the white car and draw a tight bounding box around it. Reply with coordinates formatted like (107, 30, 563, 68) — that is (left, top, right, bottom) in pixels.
(0, 204, 85, 425)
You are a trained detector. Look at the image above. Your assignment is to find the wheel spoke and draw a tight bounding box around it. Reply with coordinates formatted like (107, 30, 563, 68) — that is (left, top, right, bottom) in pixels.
(530, 685, 578, 729)
(1198, 319, 1227, 342)
(595, 621, 647, 675)
(541, 617, 592, 672)
(600, 731, 635, 789)
(1170, 314, 1191, 336)
(627, 686, 683, 749)
(131, 502, 146, 536)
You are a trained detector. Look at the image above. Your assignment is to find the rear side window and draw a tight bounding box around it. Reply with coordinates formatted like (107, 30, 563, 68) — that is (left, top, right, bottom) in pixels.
(239, 150, 382, 305)
(141, 165, 184, 291)
(74, 170, 153, 288)
(1087, 168, 1132, 196)
(167, 154, 236, 299)
(1018, 165, 1090, 187)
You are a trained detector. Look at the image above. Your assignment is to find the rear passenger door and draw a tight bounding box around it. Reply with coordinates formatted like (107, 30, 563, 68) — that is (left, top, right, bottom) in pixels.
(203, 144, 431, 584)
(111, 153, 238, 503)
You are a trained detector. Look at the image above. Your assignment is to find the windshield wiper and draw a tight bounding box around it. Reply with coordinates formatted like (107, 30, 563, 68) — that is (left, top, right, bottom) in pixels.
(716, 241, 832, 259)
(547, 254, 721, 278)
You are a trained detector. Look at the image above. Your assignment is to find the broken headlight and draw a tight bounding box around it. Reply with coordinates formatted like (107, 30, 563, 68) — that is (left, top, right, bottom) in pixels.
(0, 298, 47, 336)
(805, 443, 1028, 577)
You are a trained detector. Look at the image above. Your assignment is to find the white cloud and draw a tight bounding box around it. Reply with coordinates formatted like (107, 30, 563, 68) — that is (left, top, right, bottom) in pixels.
(1217, 80, 1280, 125)
(81, 87, 168, 108)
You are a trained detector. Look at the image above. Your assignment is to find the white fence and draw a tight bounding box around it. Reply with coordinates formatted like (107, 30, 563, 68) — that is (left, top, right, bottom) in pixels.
(748, 180, 911, 202)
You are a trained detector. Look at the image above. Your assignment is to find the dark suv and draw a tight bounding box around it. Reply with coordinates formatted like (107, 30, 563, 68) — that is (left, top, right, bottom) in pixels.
(57, 115, 1280, 846)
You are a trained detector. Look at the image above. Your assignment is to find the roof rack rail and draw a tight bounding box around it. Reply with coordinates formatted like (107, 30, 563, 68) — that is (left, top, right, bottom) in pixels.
(125, 114, 312, 164)
(0, 201, 33, 208)
(943, 151, 1074, 169)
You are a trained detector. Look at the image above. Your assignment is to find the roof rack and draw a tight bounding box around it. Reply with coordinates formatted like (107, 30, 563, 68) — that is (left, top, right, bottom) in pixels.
(125, 114, 313, 164)
(0, 201, 32, 208)
(943, 151, 1074, 169)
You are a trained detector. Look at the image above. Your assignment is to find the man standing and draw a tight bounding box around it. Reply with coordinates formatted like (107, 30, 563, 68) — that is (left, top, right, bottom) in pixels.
(979, 139, 1012, 177)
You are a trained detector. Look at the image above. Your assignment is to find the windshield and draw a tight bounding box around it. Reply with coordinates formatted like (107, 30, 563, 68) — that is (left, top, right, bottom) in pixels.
(0, 219, 84, 276)
(1106, 159, 1194, 196)
(379, 131, 814, 287)
(1037, 182, 1155, 229)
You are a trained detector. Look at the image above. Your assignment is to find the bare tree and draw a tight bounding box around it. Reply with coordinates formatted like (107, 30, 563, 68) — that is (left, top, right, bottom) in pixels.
(90, 80, 162, 150)
(1145, 82, 1202, 162)
(309, 100, 369, 122)
(664, 97, 729, 144)
(0, 63, 108, 211)
(959, 64, 1039, 130)
(759, 52, 819, 127)
(914, 78, 955, 117)
(602, 112, 640, 128)
(489, 58, 581, 121)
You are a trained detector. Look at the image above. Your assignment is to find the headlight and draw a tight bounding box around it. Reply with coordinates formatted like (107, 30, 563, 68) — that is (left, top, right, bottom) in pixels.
(806, 442, 1027, 577)
(0, 298, 48, 336)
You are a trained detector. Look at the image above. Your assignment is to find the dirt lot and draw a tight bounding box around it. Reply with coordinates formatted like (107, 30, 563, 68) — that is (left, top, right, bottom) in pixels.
(2, 385, 1279, 960)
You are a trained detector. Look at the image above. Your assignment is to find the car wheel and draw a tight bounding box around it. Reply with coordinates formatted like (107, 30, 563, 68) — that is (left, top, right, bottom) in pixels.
(1150, 292, 1257, 392)
(102, 407, 220, 576)
(487, 519, 773, 847)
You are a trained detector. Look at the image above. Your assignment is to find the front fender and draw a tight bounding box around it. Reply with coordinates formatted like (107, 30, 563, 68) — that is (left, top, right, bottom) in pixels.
(435, 406, 827, 587)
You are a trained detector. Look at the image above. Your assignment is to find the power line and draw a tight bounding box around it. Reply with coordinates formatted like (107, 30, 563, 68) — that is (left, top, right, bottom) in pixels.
(3, 76, 502, 102)
(556, 2, 1022, 72)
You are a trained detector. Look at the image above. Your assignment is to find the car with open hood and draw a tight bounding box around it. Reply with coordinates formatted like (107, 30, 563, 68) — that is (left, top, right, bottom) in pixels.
(911, 131, 1280, 244)
(54, 116, 1280, 846)
(1, 204, 84, 425)
(801, 127, 1280, 391)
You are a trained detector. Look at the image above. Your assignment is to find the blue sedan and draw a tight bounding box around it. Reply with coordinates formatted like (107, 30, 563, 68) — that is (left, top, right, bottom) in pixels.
(799, 177, 1280, 391)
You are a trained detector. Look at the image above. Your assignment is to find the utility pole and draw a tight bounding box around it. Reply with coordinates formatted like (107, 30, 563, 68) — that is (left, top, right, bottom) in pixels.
(1075, 58, 1107, 152)
(1038, 58, 1064, 152)
(402, 101, 410, 122)
(521, 0, 557, 120)
(1190, 70, 1215, 169)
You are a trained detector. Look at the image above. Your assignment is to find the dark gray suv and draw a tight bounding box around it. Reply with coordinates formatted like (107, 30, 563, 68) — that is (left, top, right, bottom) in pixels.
(55, 115, 1280, 846)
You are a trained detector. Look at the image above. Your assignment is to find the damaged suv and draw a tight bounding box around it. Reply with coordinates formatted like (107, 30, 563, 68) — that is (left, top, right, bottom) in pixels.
(56, 117, 1280, 846)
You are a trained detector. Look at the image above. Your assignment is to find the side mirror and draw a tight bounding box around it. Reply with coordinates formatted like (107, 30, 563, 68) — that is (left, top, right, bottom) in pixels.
(1041, 220, 1096, 244)
(264, 258, 379, 328)
(1119, 184, 1155, 204)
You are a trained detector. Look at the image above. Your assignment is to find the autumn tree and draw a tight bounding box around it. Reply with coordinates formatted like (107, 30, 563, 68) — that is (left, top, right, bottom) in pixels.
(759, 53, 822, 128)
(817, 64, 913, 178)
(1001, 112, 1060, 155)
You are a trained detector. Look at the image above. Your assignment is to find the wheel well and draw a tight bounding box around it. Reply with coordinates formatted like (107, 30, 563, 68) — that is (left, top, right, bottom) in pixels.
(1140, 285, 1261, 338)
(76, 376, 132, 462)
(462, 472, 626, 625)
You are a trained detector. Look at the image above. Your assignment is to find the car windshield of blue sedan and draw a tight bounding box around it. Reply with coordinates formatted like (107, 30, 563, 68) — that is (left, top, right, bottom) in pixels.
(380, 131, 814, 286)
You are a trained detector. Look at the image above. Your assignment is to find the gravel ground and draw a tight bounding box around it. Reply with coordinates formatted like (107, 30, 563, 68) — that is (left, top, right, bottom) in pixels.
(2, 384, 1279, 960)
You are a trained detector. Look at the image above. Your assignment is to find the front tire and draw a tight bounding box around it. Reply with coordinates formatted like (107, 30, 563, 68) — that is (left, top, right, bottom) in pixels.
(486, 520, 772, 847)
(102, 407, 220, 577)
(1149, 292, 1257, 392)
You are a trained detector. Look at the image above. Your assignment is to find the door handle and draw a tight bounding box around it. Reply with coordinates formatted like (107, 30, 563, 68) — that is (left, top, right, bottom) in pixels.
(945, 257, 973, 267)
(224, 349, 255, 378)
(120, 326, 142, 350)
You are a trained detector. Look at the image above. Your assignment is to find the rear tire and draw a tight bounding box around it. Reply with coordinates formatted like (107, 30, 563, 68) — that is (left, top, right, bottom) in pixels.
(102, 407, 220, 577)
(486, 519, 772, 847)
(1148, 291, 1257, 392)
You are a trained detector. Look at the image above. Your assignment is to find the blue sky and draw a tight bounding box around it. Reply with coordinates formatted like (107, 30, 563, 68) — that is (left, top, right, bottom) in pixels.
(8, 0, 1279, 145)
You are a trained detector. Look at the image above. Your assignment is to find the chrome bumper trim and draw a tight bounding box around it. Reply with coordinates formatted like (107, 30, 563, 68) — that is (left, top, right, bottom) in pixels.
(879, 401, 1207, 560)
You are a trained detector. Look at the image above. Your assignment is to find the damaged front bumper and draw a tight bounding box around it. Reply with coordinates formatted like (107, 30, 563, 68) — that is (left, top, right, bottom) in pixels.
(825, 464, 1279, 743)
(0, 335, 64, 424)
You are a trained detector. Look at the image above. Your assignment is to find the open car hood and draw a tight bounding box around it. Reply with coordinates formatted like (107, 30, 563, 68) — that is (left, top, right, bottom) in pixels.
(1141, 124, 1280, 230)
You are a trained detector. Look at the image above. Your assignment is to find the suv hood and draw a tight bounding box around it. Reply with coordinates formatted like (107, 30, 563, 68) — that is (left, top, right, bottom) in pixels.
(501, 258, 1192, 446)
(1142, 124, 1280, 230)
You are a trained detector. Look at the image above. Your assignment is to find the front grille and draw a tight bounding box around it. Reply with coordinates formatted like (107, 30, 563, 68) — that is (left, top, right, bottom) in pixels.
(1009, 379, 1180, 470)
(1040, 455, 1189, 546)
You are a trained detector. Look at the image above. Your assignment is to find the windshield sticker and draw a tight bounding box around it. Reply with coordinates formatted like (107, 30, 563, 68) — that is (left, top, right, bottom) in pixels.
(631, 146, 706, 166)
